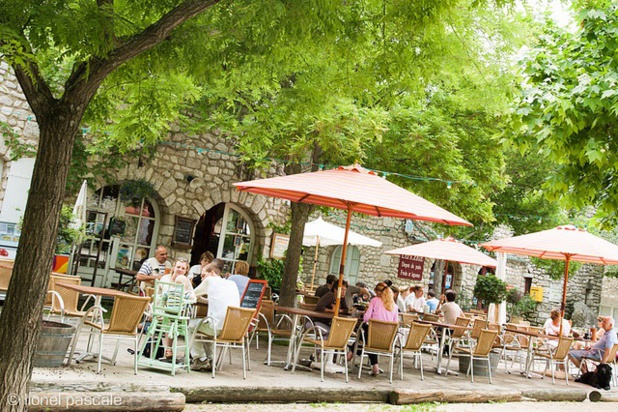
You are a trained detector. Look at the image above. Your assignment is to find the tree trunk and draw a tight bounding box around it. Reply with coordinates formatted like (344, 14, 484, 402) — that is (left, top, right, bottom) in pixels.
(278, 202, 313, 308)
(0, 112, 81, 411)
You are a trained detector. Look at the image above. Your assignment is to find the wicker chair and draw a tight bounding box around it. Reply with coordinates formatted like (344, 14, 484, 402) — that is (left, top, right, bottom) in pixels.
(400, 313, 420, 327)
(68, 294, 150, 374)
(397, 322, 432, 380)
(533, 336, 574, 385)
(0, 263, 12, 291)
(443, 316, 472, 375)
(251, 300, 293, 365)
(357, 319, 400, 383)
(578, 342, 618, 387)
(292, 316, 357, 382)
(457, 328, 500, 383)
(49, 276, 94, 323)
(298, 302, 316, 311)
(421, 313, 440, 322)
(189, 306, 256, 379)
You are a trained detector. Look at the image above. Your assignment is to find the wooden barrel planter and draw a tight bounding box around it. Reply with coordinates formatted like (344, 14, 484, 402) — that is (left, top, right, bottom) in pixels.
(33, 320, 75, 367)
(458, 351, 500, 376)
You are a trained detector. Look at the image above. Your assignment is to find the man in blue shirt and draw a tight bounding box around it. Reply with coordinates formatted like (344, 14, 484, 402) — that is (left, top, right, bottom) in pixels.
(569, 316, 618, 373)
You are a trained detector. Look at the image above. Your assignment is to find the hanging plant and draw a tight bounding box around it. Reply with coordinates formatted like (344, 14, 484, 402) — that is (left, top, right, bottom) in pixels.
(119, 179, 157, 206)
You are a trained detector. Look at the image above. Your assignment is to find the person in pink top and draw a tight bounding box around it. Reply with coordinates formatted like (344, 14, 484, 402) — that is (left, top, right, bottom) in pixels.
(350, 282, 399, 375)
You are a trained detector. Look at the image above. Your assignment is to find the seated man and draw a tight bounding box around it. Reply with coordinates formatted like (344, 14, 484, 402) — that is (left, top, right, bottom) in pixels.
(405, 285, 426, 313)
(315, 275, 337, 298)
(189, 263, 240, 372)
(569, 316, 618, 373)
(312, 280, 349, 334)
(135, 245, 172, 293)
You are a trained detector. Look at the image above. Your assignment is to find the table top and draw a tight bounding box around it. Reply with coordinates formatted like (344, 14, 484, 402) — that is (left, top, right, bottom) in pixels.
(504, 328, 558, 340)
(417, 319, 472, 330)
(56, 282, 133, 298)
(113, 267, 138, 276)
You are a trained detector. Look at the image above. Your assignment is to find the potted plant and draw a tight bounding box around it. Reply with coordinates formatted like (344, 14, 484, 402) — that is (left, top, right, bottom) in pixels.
(511, 294, 538, 323)
(473, 274, 509, 310)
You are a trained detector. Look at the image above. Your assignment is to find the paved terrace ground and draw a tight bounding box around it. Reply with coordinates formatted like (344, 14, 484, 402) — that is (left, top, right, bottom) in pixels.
(26, 332, 618, 411)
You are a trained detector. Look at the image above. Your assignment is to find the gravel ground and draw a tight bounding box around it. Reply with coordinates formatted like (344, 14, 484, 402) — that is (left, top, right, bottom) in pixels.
(184, 401, 595, 412)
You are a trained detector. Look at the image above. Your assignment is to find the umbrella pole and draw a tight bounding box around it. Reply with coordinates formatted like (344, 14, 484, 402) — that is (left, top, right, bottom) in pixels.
(334, 208, 352, 314)
(559, 255, 571, 337)
(309, 237, 320, 291)
(441, 260, 450, 295)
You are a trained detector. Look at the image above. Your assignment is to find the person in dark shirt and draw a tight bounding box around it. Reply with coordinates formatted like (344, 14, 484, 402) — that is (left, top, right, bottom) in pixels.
(314, 274, 337, 298)
(313, 280, 349, 334)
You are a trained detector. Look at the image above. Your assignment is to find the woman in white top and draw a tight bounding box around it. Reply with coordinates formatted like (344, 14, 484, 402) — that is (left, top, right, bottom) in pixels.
(543, 308, 570, 347)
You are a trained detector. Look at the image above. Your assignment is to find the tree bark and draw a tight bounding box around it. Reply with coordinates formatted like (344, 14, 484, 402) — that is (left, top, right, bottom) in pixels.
(278, 201, 313, 308)
(0, 110, 82, 411)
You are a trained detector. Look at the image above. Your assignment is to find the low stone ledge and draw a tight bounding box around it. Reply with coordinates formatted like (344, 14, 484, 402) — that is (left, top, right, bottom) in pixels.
(589, 390, 618, 402)
(521, 389, 588, 402)
(177, 387, 389, 404)
(389, 390, 522, 405)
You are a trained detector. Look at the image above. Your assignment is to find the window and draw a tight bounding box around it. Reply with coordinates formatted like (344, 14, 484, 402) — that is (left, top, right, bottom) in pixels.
(216, 204, 253, 275)
(329, 245, 361, 284)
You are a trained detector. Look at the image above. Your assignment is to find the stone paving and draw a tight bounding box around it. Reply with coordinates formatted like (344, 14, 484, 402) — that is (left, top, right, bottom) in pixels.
(29, 331, 614, 409)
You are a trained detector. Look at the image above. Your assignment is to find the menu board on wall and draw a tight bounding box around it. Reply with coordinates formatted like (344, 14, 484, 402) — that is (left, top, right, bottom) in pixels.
(397, 255, 425, 281)
(172, 216, 196, 249)
(270, 233, 290, 259)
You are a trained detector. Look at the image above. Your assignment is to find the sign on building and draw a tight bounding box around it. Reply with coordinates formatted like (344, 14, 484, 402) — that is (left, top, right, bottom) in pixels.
(397, 255, 425, 281)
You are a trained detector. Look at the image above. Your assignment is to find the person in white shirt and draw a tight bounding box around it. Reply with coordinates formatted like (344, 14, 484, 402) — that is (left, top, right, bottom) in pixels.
(542, 308, 571, 349)
(190, 263, 240, 371)
(397, 286, 410, 313)
(135, 245, 172, 292)
(435, 290, 464, 325)
(405, 285, 426, 313)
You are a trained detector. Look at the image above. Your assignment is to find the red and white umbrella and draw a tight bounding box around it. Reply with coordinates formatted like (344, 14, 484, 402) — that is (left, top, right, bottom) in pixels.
(386, 237, 497, 293)
(482, 225, 618, 333)
(235, 164, 471, 311)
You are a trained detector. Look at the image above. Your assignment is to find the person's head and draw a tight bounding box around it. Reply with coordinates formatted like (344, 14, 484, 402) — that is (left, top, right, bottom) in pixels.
(326, 274, 337, 286)
(201, 262, 222, 279)
(172, 258, 189, 277)
(355, 281, 366, 289)
(427, 290, 436, 299)
(235, 260, 249, 276)
(154, 246, 168, 264)
(445, 290, 457, 302)
(211, 258, 225, 270)
(375, 282, 388, 296)
(550, 309, 561, 322)
(383, 279, 393, 287)
(199, 251, 215, 265)
(331, 279, 348, 294)
(399, 286, 410, 297)
(412, 285, 423, 298)
(601, 316, 615, 331)
(375, 282, 396, 311)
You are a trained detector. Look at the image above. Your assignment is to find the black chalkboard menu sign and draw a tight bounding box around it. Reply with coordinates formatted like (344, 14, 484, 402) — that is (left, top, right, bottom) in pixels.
(172, 216, 196, 249)
(240, 279, 268, 310)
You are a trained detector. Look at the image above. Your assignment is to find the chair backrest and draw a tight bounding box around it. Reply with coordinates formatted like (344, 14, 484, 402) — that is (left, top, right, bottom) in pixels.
(451, 316, 471, 338)
(0, 264, 13, 290)
(552, 337, 574, 360)
(401, 313, 420, 327)
(153, 280, 185, 316)
(403, 322, 432, 351)
(607, 343, 618, 363)
(422, 313, 440, 322)
(366, 319, 399, 351)
(303, 295, 320, 306)
(470, 319, 488, 340)
(107, 295, 151, 334)
(52, 276, 81, 312)
(474, 329, 500, 356)
(298, 302, 316, 311)
(218, 306, 257, 341)
(324, 317, 358, 349)
(258, 299, 275, 329)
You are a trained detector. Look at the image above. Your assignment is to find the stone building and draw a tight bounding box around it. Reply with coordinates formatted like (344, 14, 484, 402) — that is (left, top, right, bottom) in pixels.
(0, 62, 609, 324)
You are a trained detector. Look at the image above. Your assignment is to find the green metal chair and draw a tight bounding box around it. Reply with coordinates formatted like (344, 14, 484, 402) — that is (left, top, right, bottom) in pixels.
(137, 280, 192, 375)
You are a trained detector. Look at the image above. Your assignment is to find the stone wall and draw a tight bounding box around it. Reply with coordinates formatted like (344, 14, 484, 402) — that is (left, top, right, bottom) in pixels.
(0, 62, 38, 212)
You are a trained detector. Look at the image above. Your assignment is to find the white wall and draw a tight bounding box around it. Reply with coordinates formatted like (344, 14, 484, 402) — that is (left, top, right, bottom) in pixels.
(0, 157, 35, 223)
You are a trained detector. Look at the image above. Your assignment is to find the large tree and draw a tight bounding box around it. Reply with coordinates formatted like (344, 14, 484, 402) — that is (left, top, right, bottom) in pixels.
(0, 1, 226, 408)
(511, 1, 618, 227)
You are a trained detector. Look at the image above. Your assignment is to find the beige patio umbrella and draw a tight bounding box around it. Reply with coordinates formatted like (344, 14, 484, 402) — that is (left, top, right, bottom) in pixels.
(234, 164, 471, 312)
(481, 225, 618, 334)
(386, 236, 498, 294)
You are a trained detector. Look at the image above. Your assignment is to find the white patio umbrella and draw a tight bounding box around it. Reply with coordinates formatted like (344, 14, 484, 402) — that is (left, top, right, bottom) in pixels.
(70, 180, 88, 230)
(303, 217, 382, 290)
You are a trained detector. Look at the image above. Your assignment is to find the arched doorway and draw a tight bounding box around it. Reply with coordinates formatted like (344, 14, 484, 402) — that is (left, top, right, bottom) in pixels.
(78, 183, 161, 286)
(191, 203, 254, 275)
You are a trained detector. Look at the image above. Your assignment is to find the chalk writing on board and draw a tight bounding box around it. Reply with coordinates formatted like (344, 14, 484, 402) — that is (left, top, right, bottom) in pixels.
(172, 217, 196, 249)
(240, 280, 267, 309)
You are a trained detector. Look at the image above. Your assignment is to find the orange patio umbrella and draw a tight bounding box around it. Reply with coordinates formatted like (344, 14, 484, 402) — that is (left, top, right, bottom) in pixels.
(385, 237, 498, 294)
(481, 225, 618, 334)
(234, 164, 471, 312)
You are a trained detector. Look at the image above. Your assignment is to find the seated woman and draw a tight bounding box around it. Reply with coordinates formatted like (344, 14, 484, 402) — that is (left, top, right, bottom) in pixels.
(543, 308, 571, 348)
(348, 282, 398, 375)
(159, 258, 196, 360)
(312, 280, 349, 335)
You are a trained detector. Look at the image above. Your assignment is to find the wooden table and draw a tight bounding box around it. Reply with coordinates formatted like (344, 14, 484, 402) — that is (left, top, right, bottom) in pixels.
(275, 305, 335, 370)
(112, 268, 138, 291)
(504, 328, 558, 378)
(417, 319, 472, 375)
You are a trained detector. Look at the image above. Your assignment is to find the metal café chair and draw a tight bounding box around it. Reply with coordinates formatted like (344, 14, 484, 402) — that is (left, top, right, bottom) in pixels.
(457, 329, 500, 384)
(397, 321, 432, 380)
(357, 319, 400, 383)
(532, 336, 574, 385)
